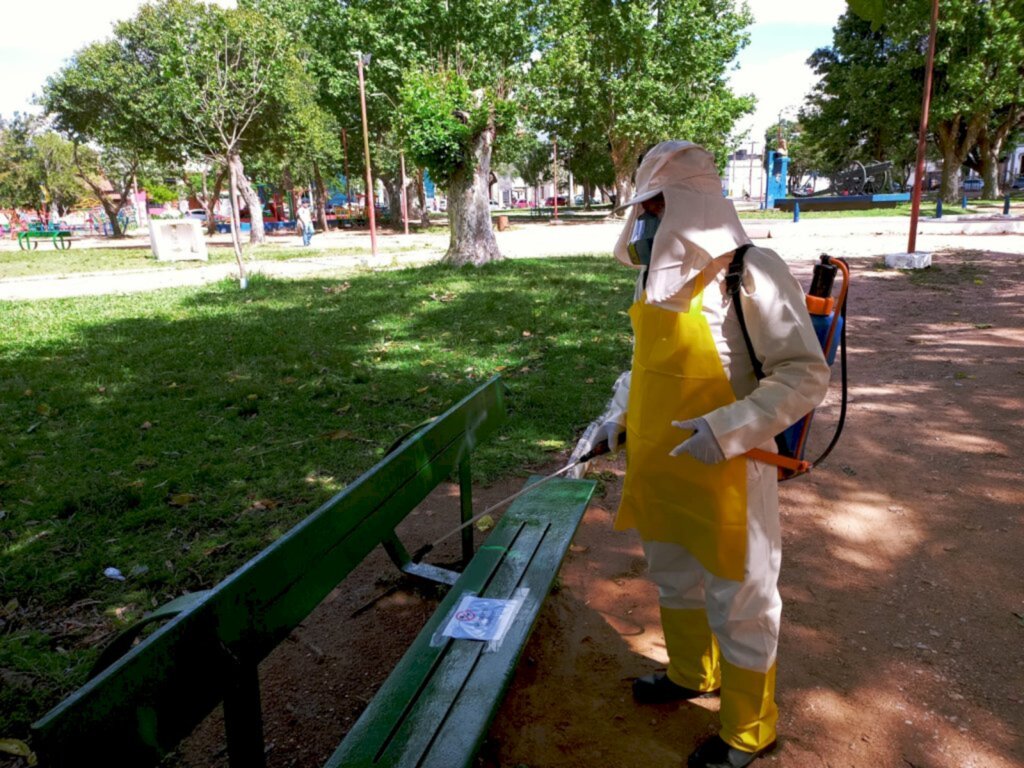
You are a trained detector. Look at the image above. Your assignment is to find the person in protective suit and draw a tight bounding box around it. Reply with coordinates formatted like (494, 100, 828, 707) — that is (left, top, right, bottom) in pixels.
(570, 141, 830, 767)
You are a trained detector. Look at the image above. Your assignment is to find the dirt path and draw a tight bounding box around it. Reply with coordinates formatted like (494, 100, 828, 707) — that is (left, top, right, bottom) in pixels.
(163, 248, 1023, 768)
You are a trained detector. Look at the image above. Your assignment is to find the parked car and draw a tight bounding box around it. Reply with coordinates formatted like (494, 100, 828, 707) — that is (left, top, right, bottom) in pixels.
(544, 196, 568, 206)
(1010, 176, 1024, 190)
(962, 178, 983, 192)
(488, 200, 503, 209)
(184, 208, 207, 220)
(573, 194, 601, 205)
(514, 199, 531, 208)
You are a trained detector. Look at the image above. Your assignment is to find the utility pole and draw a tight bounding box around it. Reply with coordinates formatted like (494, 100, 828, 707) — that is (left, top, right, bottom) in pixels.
(908, 0, 939, 254)
(356, 52, 378, 259)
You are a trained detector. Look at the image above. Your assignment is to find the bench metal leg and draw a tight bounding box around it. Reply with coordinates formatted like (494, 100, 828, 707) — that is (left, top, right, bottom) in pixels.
(382, 533, 460, 586)
(459, 458, 474, 568)
(223, 659, 266, 768)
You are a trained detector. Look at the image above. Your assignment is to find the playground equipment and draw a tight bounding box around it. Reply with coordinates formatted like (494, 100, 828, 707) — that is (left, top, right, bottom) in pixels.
(765, 151, 910, 213)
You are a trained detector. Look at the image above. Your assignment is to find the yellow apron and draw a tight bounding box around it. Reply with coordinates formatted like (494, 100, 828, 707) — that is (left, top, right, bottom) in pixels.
(616, 275, 748, 581)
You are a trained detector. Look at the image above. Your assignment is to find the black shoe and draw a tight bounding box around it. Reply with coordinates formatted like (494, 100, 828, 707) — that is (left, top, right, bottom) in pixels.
(687, 735, 777, 767)
(632, 672, 719, 704)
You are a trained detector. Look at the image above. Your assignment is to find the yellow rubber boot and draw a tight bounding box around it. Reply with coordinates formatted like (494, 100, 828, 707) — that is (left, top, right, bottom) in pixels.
(661, 607, 721, 692)
(719, 657, 778, 752)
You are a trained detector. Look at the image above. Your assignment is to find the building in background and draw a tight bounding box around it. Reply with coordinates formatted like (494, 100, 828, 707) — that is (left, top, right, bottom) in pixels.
(725, 144, 765, 202)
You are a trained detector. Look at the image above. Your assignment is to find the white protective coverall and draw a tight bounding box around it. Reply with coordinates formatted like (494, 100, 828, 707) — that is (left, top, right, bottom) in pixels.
(581, 141, 830, 754)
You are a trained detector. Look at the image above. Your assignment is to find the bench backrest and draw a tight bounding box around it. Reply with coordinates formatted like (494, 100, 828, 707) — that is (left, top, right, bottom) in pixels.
(32, 377, 509, 767)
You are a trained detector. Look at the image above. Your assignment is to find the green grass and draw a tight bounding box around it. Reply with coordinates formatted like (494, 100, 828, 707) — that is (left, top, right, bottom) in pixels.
(0, 241, 436, 280)
(0, 257, 634, 736)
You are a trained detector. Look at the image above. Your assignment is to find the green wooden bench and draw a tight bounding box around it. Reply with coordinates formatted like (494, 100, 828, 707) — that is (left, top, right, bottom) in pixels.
(32, 376, 595, 768)
(17, 226, 73, 251)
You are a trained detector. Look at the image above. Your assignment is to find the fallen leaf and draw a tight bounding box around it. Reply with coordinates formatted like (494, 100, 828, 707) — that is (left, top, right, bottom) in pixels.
(324, 429, 352, 441)
(97, 386, 107, 394)
(0, 738, 37, 765)
(168, 493, 197, 507)
(475, 514, 495, 532)
(416, 386, 429, 393)
(522, 330, 532, 337)
(141, 421, 153, 430)
(36, 403, 50, 416)
(246, 499, 279, 513)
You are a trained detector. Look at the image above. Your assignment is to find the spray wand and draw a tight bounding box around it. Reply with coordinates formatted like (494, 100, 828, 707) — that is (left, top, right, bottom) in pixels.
(410, 436, 621, 563)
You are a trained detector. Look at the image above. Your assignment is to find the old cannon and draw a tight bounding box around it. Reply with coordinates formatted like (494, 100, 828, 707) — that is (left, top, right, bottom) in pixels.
(821, 160, 896, 196)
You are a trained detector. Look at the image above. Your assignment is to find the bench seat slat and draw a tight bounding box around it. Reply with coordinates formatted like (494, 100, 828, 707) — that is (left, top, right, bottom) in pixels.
(325, 476, 595, 768)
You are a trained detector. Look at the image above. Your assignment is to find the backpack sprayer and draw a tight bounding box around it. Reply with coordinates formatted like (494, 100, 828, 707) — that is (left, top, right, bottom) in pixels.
(731, 250, 850, 480)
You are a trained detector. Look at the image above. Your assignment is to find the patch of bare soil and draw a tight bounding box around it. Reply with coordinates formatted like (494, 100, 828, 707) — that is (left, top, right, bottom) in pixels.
(170, 249, 1022, 768)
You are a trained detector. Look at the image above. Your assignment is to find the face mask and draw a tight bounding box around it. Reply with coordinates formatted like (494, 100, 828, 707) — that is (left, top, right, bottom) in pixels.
(626, 211, 660, 267)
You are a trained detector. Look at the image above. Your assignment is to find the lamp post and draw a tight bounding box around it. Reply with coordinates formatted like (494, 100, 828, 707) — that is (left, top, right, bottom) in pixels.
(552, 138, 559, 221)
(356, 52, 378, 259)
(908, 0, 939, 255)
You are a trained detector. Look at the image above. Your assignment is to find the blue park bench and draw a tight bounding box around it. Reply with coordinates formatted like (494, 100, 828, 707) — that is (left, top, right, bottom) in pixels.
(17, 224, 73, 251)
(32, 376, 596, 768)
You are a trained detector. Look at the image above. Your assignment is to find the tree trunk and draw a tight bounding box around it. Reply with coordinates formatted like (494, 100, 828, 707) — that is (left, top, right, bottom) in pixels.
(977, 130, 1003, 199)
(935, 116, 984, 203)
(227, 156, 248, 290)
(229, 151, 265, 244)
(313, 162, 329, 231)
(195, 166, 227, 236)
(609, 138, 636, 216)
(444, 113, 502, 266)
(73, 146, 130, 238)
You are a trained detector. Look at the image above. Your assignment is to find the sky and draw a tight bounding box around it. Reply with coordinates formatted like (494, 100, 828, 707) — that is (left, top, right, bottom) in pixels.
(0, 0, 845, 148)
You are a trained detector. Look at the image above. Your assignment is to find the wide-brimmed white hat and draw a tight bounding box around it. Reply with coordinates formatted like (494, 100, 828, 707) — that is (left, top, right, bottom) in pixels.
(612, 141, 751, 303)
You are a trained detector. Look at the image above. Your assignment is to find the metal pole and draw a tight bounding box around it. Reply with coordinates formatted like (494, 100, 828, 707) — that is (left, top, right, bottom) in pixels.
(356, 53, 378, 259)
(908, 0, 939, 254)
(748, 140, 755, 200)
(552, 138, 559, 220)
(341, 128, 353, 214)
(400, 151, 409, 235)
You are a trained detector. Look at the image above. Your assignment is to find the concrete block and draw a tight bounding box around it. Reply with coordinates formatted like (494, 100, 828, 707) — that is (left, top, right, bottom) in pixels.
(885, 251, 932, 269)
(149, 219, 208, 261)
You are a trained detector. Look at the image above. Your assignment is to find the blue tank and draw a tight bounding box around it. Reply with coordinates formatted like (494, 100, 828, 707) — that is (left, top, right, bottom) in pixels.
(811, 312, 843, 366)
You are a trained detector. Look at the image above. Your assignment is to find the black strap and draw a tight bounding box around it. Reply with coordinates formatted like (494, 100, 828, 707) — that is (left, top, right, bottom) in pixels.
(725, 244, 764, 381)
(726, 244, 798, 461)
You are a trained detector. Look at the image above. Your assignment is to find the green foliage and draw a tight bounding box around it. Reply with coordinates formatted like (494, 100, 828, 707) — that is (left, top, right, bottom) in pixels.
(31, 133, 89, 215)
(0, 114, 45, 213)
(529, 0, 754, 187)
(802, 1, 1024, 201)
(399, 70, 477, 184)
(799, 11, 919, 174)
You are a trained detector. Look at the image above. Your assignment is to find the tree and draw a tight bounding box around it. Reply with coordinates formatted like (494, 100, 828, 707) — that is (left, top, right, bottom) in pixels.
(529, 0, 754, 210)
(0, 114, 45, 226)
(32, 132, 89, 217)
(41, 40, 151, 237)
(810, 1, 1024, 202)
(799, 12, 919, 181)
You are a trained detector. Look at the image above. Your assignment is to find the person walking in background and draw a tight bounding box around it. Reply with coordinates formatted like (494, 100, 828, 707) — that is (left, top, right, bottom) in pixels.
(297, 202, 314, 246)
(570, 141, 830, 767)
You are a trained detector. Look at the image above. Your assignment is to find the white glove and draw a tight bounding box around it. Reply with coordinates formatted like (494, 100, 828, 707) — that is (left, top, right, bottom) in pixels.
(568, 372, 630, 478)
(669, 417, 725, 464)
